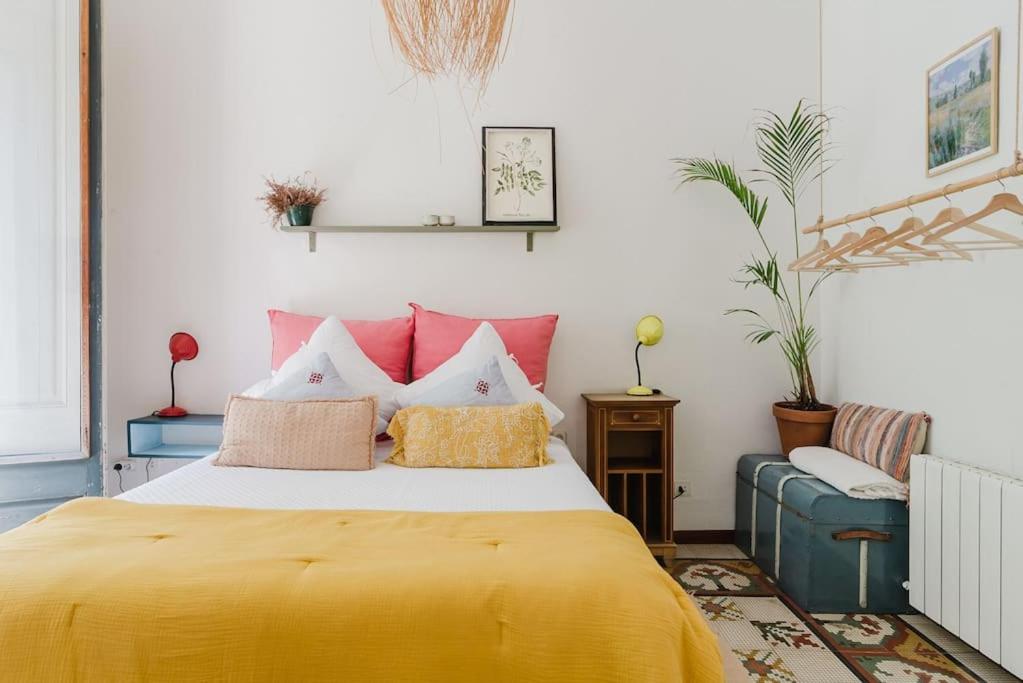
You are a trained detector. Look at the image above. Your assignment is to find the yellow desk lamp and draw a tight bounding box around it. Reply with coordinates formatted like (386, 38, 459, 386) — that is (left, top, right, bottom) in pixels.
(627, 315, 663, 396)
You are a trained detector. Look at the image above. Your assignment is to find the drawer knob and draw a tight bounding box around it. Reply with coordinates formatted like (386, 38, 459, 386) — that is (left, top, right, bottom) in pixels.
(632, 413, 641, 422)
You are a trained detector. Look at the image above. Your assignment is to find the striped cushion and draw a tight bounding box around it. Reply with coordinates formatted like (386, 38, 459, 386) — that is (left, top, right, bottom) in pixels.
(830, 403, 928, 482)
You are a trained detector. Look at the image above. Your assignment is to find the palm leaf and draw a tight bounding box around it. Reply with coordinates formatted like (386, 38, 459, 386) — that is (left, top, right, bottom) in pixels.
(734, 256, 783, 299)
(751, 100, 831, 207)
(671, 157, 768, 229)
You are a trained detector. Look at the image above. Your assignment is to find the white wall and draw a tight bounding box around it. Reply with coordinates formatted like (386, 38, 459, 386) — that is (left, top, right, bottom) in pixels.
(820, 0, 1023, 479)
(102, 0, 817, 528)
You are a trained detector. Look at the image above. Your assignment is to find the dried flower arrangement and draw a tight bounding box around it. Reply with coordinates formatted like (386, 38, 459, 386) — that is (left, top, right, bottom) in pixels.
(381, 0, 513, 93)
(257, 173, 327, 228)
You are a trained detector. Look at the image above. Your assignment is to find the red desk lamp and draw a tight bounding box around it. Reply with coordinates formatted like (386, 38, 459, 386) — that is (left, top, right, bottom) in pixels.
(156, 332, 198, 417)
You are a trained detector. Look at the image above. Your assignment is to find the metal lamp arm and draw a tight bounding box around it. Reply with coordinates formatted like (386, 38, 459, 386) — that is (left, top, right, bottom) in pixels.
(634, 341, 643, 388)
(169, 360, 178, 408)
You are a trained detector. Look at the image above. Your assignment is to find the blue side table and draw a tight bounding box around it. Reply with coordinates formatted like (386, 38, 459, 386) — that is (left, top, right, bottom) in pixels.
(127, 414, 224, 459)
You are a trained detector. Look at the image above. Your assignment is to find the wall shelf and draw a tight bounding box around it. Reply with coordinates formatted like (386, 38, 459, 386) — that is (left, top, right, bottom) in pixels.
(280, 224, 560, 253)
(127, 413, 224, 459)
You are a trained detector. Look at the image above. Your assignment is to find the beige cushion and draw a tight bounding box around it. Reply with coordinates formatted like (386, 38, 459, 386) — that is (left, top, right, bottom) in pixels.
(214, 395, 377, 470)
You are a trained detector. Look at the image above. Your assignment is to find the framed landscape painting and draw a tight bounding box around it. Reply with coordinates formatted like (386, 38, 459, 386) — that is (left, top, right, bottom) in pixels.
(482, 127, 557, 225)
(927, 29, 999, 176)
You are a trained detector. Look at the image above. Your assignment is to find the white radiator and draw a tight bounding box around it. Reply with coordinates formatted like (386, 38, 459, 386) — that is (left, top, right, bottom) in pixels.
(909, 454, 1023, 677)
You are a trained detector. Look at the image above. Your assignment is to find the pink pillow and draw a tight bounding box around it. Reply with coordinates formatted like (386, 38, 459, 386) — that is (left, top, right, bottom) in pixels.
(408, 303, 558, 390)
(267, 310, 414, 383)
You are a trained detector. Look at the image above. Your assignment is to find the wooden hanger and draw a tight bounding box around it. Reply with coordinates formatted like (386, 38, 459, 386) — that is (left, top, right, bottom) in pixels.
(791, 237, 866, 272)
(792, 219, 948, 272)
(813, 231, 862, 267)
(801, 253, 915, 272)
(880, 205, 961, 246)
(844, 226, 933, 268)
(922, 192, 1023, 246)
(869, 205, 973, 260)
(788, 238, 833, 271)
(825, 259, 910, 271)
(794, 214, 911, 271)
(849, 225, 890, 255)
(796, 232, 910, 272)
(881, 203, 1006, 253)
(809, 214, 879, 265)
(815, 216, 925, 270)
(869, 215, 943, 259)
(875, 217, 971, 261)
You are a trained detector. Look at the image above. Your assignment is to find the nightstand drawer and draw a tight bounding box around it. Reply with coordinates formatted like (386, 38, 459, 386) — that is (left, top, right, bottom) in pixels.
(610, 409, 662, 427)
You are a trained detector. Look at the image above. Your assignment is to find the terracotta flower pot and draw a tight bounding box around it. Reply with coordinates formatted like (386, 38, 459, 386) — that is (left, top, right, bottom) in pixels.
(772, 402, 837, 456)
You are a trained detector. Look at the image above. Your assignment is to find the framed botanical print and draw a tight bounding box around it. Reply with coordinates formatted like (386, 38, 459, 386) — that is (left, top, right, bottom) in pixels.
(927, 29, 999, 176)
(482, 126, 557, 224)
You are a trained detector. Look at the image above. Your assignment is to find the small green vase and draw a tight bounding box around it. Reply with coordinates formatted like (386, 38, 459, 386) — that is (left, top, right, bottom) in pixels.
(286, 204, 315, 227)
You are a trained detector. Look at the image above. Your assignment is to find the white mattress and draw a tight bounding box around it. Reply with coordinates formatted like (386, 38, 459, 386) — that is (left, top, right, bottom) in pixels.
(118, 437, 609, 513)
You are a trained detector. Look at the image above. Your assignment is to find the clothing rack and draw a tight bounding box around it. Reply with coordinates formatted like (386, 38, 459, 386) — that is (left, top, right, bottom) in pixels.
(799, 0, 1023, 266)
(802, 159, 1023, 234)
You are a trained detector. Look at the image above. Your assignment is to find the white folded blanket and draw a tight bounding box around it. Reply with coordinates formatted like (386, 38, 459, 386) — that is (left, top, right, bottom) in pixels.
(789, 446, 908, 501)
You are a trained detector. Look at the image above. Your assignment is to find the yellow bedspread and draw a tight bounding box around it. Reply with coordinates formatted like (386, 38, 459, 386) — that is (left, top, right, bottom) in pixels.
(0, 498, 723, 682)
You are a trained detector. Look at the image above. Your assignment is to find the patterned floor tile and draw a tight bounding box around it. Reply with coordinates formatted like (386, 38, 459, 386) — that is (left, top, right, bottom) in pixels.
(813, 613, 981, 682)
(752, 619, 823, 650)
(695, 595, 746, 622)
(852, 656, 978, 682)
(670, 559, 1012, 683)
(814, 613, 900, 648)
(732, 648, 798, 683)
(713, 619, 784, 650)
(674, 559, 775, 596)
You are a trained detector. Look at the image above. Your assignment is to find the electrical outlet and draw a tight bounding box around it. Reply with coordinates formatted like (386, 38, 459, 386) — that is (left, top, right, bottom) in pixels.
(112, 460, 134, 471)
(675, 480, 692, 498)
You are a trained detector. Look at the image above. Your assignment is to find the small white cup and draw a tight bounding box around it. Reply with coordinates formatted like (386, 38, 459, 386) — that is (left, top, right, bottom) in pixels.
(438, 215, 455, 226)
(422, 214, 439, 226)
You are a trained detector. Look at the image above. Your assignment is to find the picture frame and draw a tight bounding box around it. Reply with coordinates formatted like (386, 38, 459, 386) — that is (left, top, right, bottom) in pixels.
(482, 126, 557, 225)
(926, 29, 999, 177)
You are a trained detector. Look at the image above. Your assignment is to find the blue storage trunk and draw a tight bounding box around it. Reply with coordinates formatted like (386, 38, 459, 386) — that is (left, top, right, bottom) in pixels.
(735, 453, 910, 614)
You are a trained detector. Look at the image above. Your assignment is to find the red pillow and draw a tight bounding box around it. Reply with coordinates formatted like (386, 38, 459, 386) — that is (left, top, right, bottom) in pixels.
(267, 310, 414, 383)
(409, 303, 558, 390)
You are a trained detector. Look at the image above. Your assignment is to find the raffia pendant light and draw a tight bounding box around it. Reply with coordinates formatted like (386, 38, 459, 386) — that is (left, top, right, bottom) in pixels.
(381, 0, 514, 92)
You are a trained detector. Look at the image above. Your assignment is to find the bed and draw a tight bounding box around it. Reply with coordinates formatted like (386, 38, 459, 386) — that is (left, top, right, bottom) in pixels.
(0, 438, 724, 681)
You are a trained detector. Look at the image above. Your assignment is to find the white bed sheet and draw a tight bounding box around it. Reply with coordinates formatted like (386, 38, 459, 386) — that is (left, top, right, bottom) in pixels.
(118, 437, 609, 513)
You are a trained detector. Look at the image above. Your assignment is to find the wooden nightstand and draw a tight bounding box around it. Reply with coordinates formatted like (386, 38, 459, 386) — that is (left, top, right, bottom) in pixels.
(582, 393, 680, 561)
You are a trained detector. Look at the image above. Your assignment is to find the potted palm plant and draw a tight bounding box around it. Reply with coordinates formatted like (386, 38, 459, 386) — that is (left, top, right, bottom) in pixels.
(673, 100, 836, 455)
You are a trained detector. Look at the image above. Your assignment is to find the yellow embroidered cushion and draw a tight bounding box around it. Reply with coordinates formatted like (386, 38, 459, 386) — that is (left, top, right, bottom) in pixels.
(387, 403, 551, 468)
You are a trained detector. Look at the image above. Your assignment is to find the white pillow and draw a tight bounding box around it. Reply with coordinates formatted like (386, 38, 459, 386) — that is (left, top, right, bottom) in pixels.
(240, 378, 273, 397)
(262, 352, 388, 434)
(400, 356, 517, 409)
(395, 322, 564, 426)
(272, 316, 401, 420)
